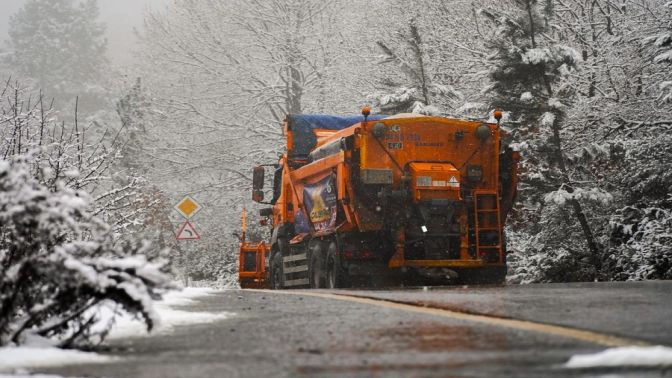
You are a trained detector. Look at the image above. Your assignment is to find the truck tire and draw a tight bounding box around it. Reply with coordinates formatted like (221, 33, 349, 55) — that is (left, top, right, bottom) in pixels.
(325, 241, 347, 289)
(271, 252, 284, 289)
(309, 245, 325, 289)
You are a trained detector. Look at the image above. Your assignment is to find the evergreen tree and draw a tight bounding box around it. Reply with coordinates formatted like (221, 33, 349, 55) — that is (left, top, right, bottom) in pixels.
(6, 0, 108, 103)
(481, 0, 607, 281)
(116, 77, 152, 176)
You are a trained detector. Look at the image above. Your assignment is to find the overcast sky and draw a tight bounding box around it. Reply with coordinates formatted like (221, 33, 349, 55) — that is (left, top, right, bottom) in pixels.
(0, 0, 171, 64)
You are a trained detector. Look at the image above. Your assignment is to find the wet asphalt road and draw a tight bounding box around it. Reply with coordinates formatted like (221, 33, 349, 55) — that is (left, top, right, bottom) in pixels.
(46, 282, 672, 378)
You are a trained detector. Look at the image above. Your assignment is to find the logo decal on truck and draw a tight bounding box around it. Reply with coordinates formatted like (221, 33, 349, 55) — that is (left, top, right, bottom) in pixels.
(300, 175, 338, 233)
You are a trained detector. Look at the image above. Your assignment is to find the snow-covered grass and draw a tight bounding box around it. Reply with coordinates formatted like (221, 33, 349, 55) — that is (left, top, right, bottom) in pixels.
(0, 287, 233, 374)
(566, 346, 672, 368)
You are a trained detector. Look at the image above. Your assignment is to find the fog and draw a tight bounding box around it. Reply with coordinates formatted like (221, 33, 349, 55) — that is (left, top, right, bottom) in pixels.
(0, 0, 171, 64)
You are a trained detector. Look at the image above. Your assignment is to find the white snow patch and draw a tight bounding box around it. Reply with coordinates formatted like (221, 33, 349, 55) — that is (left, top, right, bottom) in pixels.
(63, 169, 79, 178)
(541, 112, 556, 127)
(565, 346, 672, 368)
(411, 102, 441, 116)
(654, 50, 672, 64)
(548, 97, 565, 109)
(104, 287, 232, 339)
(522, 48, 553, 64)
(0, 346, 114, 372)
(544, 187, 613, 207)
(0, 288, 232, 373)
(510, 141, 527, 152)
(520, 92, 533, 102)
(455, 102, 486, 114)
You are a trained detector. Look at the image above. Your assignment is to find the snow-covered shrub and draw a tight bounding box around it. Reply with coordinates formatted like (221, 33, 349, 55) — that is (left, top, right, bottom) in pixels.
(607, 205, 672, 280)
(0, 155, 171, 347)
(506, 200, 600, 284)
(0, 80, 172, 347)
(601, 131, 672, 280)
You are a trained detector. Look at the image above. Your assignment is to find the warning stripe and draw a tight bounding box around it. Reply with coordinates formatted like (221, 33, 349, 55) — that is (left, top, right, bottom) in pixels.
(249, 289, 651, 348)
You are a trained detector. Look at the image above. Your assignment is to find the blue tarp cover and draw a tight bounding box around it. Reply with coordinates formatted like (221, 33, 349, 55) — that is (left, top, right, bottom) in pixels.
(287, 114, 387, 158)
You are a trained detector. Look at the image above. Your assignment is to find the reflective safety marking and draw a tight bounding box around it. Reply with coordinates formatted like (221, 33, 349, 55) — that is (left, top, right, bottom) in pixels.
(283, 254, 307, 263)
(448, 176, 459, 188)
(283, 278, 309, 287)
(250, 290, 651, 348)
(283, 265, 308, 274)
(417, 176, 431, 187)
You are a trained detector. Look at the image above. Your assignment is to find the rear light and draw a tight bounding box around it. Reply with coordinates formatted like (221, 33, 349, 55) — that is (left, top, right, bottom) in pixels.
(343, 249, 376, 259)
(467, 165, 483, 182)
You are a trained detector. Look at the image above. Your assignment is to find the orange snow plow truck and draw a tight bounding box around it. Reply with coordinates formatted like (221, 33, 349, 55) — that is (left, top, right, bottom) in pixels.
(239, 108, 518, 289)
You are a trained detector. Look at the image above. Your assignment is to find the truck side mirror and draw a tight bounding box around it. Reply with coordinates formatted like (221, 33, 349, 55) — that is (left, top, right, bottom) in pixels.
(252, 166, 265, 190)
(252, 166, 266, 203)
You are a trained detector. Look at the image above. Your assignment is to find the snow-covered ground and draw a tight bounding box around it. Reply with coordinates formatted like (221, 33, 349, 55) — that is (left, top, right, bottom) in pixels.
(566, 346, 672, 368)
(0, 288, 233, 374)
(102, 287, 233, 339)
(0, 347, 113, 373)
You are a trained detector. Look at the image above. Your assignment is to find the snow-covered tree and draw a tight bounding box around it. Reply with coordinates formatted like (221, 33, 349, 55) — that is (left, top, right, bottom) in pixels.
(373, 19, 436, 114)
(644, 1, 672, 104)
(602, 1, 672, 280)
(368, 1, 493, 115)
(5, 0, 108, 110)
(480, 0, 612, 281)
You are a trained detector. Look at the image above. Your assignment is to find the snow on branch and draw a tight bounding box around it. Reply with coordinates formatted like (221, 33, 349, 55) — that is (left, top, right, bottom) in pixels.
(544, 187, 613, 207)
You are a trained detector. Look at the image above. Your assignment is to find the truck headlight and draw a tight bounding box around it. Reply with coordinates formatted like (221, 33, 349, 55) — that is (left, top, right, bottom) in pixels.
(476, 124, 491, 140)
(372, 122, 386, 138)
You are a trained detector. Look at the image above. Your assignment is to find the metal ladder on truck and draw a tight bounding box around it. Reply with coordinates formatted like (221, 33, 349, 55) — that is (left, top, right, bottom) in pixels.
(473, 190, 504, 263)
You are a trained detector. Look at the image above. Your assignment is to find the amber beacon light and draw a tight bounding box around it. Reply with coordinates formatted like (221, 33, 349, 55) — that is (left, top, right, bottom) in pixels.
(494, 109, 503, 123)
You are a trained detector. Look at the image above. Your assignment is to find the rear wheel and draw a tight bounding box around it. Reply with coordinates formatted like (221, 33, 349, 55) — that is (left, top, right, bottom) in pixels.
(309, 244, 325, 288)
(325, 241, 348, 289)
(270, 252, 284, 289)
(458, 266, 507, 285)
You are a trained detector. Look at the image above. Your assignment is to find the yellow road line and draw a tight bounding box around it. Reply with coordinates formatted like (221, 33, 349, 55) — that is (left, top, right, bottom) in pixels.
(249, 289, 651, 348)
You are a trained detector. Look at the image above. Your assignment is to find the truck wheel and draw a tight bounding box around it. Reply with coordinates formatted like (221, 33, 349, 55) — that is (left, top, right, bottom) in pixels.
(309, 244, 325, 289)
(271, 252, 284, 289)
(326, 242, 347, 289)
(458, 266, 506, 285)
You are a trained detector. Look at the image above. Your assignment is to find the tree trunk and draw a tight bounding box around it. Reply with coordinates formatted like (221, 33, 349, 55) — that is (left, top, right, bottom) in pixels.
(541, 76, 601, 274)
(549, 112, 601, 272)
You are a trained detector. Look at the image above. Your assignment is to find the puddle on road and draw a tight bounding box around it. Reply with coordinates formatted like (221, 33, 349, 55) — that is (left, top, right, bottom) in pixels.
(324, 322, 509, 354)
(297, 361, 464, 376)
(296, 322, 515, 376)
